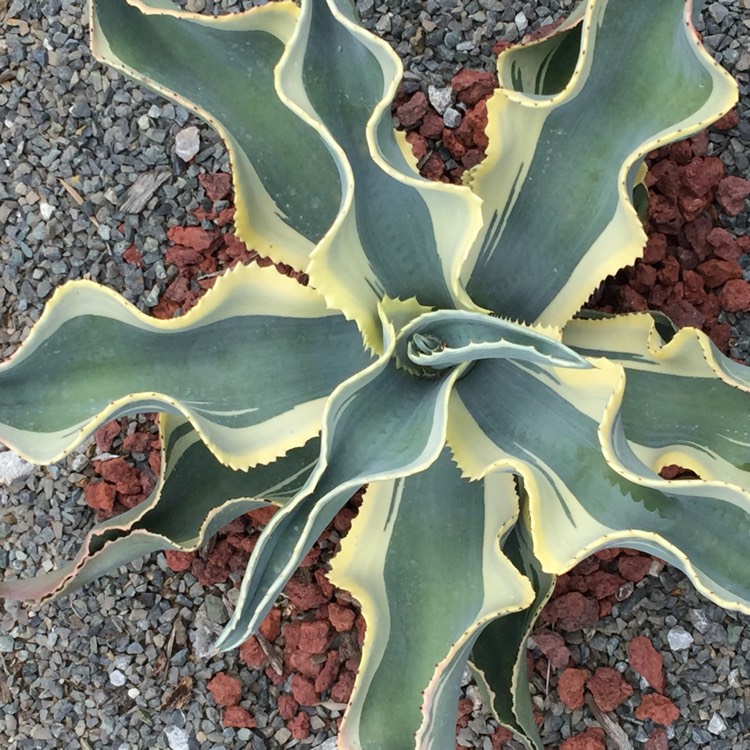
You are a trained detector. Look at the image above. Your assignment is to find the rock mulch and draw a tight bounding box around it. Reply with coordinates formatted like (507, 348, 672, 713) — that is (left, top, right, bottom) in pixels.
(1, 0, 750, 749)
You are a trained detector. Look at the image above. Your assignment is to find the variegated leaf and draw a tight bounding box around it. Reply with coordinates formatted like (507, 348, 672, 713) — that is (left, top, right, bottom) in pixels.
(214, 314, 467, 651)
(0, 414, 319, 601)
(288, 0, 483, 349)
(330, 450, 534, 750)
(462, 0, 737, 328)
(0, 264, 371, 469)
(91, 0, 341, 268)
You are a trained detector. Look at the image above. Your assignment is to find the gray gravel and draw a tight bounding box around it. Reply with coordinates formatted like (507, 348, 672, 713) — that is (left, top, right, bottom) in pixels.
(1, 0, 750, 748)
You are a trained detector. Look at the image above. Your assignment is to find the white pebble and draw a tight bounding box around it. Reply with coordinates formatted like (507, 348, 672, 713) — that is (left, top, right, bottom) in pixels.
(667, 625, 694, 651)
(0, 451, 34, 484)
(39, 201, 55, 220)
(109, 669, 126, 687)
(175, 126, 200, 162)
(708, 713, 727, 735)
(165, 725, 190, 750)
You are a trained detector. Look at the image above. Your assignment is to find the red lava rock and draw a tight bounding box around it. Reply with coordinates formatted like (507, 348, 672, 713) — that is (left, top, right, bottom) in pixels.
(645, 727, 669, 750)
(557, 668, 590, 710)
(286, 578, 328, 611)
(207, 672, 242, 707)
(333, 507, 356, 534)
(457, 697, 473, 728)
(277, 694, 299, 721)
(239, 636, 266, 669)
(490, 725, 513, 749)
(451, 69, 497, 106)
(405, 131, 429, 160)
(542, 592, 599, 631)
(167, 225, 217, 252)
(163, 549, 193, 572)
(586, 667, 634, 712)
(720, 279, 750, 312)
(288, 711, 310, 740)
(649, 194, 683, 233)
(616, 285, 648, 312)
(94, 421, 121, 452)
(617, 554, 651, 583)
(714, 108, 739, 130)
(629, 263, 658, 294)
(643, 233, 668, 264)
(199, 172, 233, 202)
(163, 276, 190, 305)
(585, 571, 627, 600)
(683, 216, 713, 259)
(122, 432, 152, 453)
(313, 568, 335, 600)
(289, 650, 324, 679)
(298, 620, 330, 654)
(658, 255, 681, 286)
(83, 481, 117, 514)
(395, 91, 429, 128)
(650, 159, 681, 199)
(531, 629, 570, 669)
(259, 607, 282, 642)
(669, 139, 694, 165)
(95, 457, 142, 495)
(706, 227, 741, 261)
(717, 176, 750, 215)
(421, 151, 445, 180)
(636, 693, 681, 726)
(290, 674, 318, 706)
(695, 258, 743, 287)
(681, 156, 724, 197)
(328, 602, 356, 633)
(598, 599, 613, 619)
(681, 270, 706, 306)
(690, 130, 709, 157)
(628, 636, 665, 693)
(708, 322, 732, 352)
(331, 670, 355, 704)
(419, 110, 444, 139)
(314, 651, 341, 694)
(122, 244, 144, 268)
(165, 245, 205, 268)
(661, 298, 704, 329)
(560, 727, 606, 750)
(247, 505, 277, 526)
(222, 706, 256, 729)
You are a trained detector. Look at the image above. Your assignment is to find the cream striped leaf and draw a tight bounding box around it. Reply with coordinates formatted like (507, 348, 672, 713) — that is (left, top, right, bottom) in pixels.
(0, 415, 319, 602)
(330, 450, 534, 750)
(0, 264, 371, 469)
(91, 0, 341, 268)
(462, 0, 737, 328)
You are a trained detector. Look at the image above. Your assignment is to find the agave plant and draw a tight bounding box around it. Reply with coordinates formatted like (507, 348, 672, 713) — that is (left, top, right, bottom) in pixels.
(1, 0, 748, 747)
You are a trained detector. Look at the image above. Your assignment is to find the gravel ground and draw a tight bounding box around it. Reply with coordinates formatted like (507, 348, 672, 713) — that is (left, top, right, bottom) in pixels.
(1, 0, 750, 749)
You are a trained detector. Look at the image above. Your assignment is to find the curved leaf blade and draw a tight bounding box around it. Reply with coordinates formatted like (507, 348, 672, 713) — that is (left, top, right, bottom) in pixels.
(91, 0, 341, 267)
(463, 0, 737, 327)
(330, 450, 534, 750)
(0, 414, 319, 601)
(0, 264, 371, 469)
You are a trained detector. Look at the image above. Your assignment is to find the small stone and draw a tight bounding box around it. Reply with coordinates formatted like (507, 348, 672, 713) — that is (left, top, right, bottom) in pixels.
(164, 725, 190, 750)
(0, 636, 15, 653)
(0, 451, 33, 484)
(667, 626, 693, 651)
(204, 595, 226, 624)
(427, 85, 455, 115)
(708, 713, 727, 734)
(708, 2, 729, 24)
(443, 107, 463, 128)
(109, 669, 127, 687)
(515, 12, 529, 33)
(175, 126, 201, 162)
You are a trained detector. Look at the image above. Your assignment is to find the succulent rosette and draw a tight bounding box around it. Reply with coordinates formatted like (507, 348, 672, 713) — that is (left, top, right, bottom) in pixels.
(1, 1, 748, 748)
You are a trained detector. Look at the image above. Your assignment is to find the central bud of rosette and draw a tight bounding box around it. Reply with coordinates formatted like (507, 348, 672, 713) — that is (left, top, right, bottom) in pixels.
(396, 309, 593, 379)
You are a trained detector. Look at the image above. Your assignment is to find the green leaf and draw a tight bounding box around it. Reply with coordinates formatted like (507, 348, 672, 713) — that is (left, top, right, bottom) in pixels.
(470, 519, 555, 750)
(91, 0, 341, 268)
(290, 0, 483, 349)
(462, 0, 737, 328)
(0, 264, 371, 469)
(0, 414, 320, 601)
(450, 351, 750, 614)
(214, 313, 468, 652)
(329, 450, 534, 750)
(396, 309, 591, 373)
